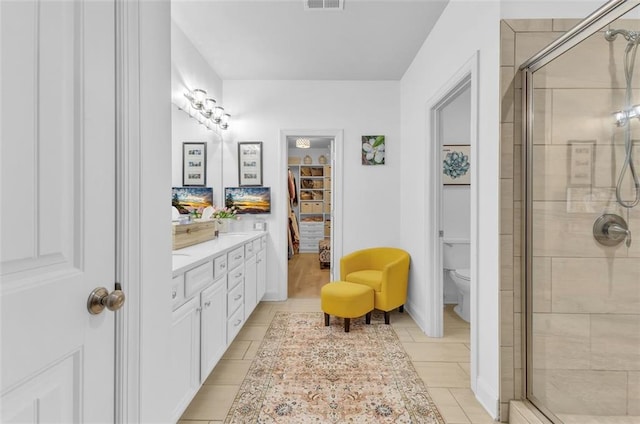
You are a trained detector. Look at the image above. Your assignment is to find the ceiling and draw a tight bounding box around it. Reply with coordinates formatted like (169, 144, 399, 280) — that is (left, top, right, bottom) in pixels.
(171, 0, 449, 81)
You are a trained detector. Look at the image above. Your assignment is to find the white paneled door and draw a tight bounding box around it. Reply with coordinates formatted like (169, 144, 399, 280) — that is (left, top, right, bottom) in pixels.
(1, 1, 117, 422)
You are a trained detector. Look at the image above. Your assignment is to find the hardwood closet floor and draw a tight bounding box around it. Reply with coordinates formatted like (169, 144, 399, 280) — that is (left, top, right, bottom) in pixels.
(287, 253, 330, 298)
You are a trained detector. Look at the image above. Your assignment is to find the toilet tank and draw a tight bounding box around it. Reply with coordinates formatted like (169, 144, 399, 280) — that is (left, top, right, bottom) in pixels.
(443, 240, 470, 270)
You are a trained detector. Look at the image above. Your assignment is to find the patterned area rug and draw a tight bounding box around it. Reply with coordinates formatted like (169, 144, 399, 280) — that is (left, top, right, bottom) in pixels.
(224, 311, 445, 423)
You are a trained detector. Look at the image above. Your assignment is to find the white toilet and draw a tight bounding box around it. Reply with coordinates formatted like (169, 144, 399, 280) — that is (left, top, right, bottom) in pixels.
(449, 268, 470, 322)
(443, 242, 471, 322)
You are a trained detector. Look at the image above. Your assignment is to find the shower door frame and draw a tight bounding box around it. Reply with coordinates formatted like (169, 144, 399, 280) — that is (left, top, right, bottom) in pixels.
(519, 0, 640, 422)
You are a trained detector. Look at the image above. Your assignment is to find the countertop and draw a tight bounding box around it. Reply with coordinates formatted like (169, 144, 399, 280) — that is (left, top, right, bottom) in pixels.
(172, 231, 265, 276)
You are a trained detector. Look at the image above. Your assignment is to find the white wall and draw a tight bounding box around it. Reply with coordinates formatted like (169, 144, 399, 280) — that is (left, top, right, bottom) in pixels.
(223, 80, 400, 300)
(501, 0, 604, 19)
(400, 0, 501, 417)
(138, 1, 173, 422)
(171, 20, 225, 206)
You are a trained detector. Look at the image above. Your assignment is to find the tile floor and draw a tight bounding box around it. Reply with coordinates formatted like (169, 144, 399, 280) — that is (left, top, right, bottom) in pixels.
(179, 299, 495, 424)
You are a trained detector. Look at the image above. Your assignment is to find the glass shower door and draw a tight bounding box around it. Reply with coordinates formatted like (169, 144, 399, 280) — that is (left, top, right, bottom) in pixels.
(525, 10, 640, 424)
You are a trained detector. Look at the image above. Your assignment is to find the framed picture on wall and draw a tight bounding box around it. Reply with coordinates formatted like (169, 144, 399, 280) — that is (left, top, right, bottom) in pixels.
(361, 135, 385, 165)
(183, 142, 207, 186)
(238, 141, 263, 186)
(442, 144, 470, 185)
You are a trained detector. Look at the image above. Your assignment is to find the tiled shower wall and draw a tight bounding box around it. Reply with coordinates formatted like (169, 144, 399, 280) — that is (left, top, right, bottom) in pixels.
(500, 19, 640, 422)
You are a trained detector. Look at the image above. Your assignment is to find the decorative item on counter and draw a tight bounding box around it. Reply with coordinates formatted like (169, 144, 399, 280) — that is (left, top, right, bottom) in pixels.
(318, 154, 327, 164)
(303, 155, 312, 164)
(211, 206, 239, 233)
(172, 220, 217, 249)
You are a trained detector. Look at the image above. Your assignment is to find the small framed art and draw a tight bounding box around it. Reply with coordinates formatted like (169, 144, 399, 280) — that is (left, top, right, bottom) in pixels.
(183, 142, 207, 186)
(238, 141, 263, 186)
(442, 144, 471, 185)
(362, 135, 385, 165)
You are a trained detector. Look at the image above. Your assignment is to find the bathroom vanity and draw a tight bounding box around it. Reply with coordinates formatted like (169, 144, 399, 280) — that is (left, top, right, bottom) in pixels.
(169, 231, 267, 421)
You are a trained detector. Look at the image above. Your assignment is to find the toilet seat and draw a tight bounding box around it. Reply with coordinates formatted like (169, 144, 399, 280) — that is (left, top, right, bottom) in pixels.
(453, 268, 470, 281)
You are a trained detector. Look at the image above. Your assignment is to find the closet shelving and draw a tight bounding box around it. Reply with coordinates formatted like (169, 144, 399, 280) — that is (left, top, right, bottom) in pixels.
(289, 161, 331, 253)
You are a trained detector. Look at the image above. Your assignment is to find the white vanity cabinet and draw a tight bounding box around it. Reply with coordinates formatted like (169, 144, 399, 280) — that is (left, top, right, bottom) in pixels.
(256, 249, 266, 301)
(200, 276, 226, 382)
(226, 246, 245, 344)
(169, 296, 201, 421)
(170, 232, 267, 422)
(244, 253, 257, 320)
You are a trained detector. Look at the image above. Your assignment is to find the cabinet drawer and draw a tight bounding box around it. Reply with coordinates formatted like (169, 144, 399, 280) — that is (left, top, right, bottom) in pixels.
(227, 281, 244, 316)
(260, 235, 267, 250)
(227, 305, 244, 344)
(300, 222, 323, 229)
(299, 241, 320, 252)
(301, 227, 324, 237)
(227, 246, 244, 271)
(244, 241, 255, 258)
(253, 238, 261, 253)
(171, 274, 185, 310)
(213, 255, 227, 279)
(227, 265, 244, 290)
(184, 261, 214, 298)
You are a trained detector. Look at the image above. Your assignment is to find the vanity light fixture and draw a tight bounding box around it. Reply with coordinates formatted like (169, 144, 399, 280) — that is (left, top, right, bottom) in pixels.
(220, 113, 231, 130)
(180, 87, 231, 131)
(201, 98, 217, 118)
(184, 88, 207, 110)
(296, 138, 311, 148)
(213, 105, 225, 124)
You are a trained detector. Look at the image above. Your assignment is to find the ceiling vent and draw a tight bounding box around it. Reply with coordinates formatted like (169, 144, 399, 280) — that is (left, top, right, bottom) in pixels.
(304, 0, 343, 11)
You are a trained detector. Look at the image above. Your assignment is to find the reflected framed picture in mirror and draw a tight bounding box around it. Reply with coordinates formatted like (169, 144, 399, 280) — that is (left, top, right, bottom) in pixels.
(183, 142, 207, 186)
(238, 141, 263, 186)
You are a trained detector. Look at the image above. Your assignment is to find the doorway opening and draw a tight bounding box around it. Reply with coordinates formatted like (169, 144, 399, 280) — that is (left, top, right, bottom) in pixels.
(286, 136, 334, 298)
(427, 52, 479, 392)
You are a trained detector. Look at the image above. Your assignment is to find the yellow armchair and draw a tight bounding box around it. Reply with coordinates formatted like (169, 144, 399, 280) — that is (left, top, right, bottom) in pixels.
(340, 247, 410, 324)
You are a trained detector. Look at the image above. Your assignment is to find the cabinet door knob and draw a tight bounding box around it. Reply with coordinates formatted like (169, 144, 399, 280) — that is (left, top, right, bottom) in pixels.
(204, 301, 211, 307)
(234, 294, 242, 301)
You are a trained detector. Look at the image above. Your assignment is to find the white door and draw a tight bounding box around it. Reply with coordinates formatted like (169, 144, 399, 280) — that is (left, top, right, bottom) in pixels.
(1, 1, 117, 422)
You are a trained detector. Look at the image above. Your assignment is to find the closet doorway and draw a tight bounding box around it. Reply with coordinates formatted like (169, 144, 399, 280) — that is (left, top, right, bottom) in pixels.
(287, 136, 334, 298)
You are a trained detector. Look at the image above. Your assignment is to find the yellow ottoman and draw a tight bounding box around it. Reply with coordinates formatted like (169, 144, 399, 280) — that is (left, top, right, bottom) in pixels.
(321, 281, 374, 332)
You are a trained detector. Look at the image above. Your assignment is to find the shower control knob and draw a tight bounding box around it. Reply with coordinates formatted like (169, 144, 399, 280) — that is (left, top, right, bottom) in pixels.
(608, 223, 632, 247)
(593, 214, 632, 248)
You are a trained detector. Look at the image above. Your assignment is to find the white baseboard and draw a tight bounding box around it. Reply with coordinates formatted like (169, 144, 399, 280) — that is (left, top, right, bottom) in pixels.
(474, 376, 499, 419)
(404, 300, 427, 333)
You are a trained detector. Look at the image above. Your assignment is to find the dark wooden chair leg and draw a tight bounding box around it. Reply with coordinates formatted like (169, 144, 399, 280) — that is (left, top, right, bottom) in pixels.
(344, 318, 350, 332)
(384, 311, 390, 324)
(399, 305, 404, 313)
(324, 313, 330, 326)
(365, 311, 372, 324)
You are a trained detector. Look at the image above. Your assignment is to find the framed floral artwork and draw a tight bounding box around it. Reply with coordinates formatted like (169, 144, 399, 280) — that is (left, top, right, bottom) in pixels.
(361, 135, 385, 165)
(442, 145, 470, 185)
